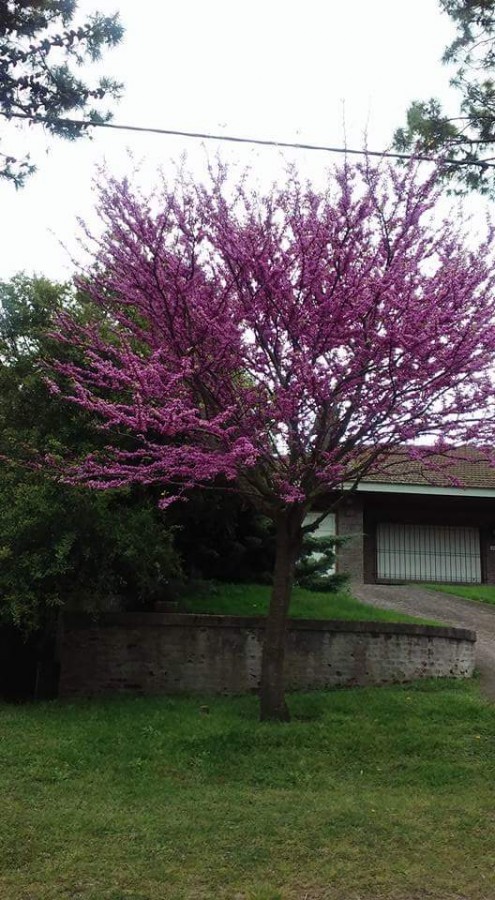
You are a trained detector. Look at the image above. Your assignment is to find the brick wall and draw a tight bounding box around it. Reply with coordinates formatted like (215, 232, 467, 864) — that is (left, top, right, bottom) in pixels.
(336, 497, 365, 582)
(481, 528, 495, 584)
(59, 613, 475, 698)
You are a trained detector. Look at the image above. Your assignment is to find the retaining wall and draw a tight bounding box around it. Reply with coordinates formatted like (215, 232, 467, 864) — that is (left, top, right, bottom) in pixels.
(58, 613, 476, 697)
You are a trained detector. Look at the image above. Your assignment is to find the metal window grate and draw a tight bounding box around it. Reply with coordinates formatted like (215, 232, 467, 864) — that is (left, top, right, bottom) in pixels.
(376, 523, 481, 584)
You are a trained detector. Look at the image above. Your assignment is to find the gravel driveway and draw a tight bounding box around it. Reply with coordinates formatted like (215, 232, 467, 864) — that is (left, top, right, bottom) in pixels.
(352, 583, 495, 700)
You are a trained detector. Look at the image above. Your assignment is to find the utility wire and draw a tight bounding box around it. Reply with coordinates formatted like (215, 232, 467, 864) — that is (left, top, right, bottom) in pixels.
(2, 110, 495, 168)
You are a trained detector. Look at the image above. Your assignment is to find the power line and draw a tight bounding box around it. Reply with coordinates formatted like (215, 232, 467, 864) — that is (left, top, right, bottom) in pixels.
(2, 110, 495, 169)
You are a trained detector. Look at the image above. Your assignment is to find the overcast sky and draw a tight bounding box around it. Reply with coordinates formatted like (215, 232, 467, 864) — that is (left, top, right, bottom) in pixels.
(0, 0, 477, 281)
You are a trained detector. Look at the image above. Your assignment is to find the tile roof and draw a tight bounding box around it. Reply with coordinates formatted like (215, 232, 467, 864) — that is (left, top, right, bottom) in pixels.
(360, 447, 495, 490)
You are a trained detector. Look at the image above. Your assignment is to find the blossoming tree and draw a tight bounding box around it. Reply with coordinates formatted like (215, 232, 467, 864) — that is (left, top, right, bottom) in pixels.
(50, 160, 495, 720)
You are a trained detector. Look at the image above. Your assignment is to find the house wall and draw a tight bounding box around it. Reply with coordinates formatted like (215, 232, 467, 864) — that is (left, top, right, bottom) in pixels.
(361, 494, 495, 584)
(481, 529, 495, 584)
(336, 497, 364, 582)
(59, 613, 475, 698)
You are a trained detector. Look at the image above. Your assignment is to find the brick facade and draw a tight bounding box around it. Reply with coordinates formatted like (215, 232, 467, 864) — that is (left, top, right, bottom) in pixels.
(336, 496, 364, 582)
(335, 492, 495, 585)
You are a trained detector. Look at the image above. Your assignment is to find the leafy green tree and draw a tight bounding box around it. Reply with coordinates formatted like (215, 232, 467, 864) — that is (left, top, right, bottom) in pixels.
(172, 495, 348, 594)
(394, 0, 495, 194)
(169, 489, 276, 586)
(0, 474, 182, 630)
(0, 1, 123, 186)
(0, 275, 181, 631)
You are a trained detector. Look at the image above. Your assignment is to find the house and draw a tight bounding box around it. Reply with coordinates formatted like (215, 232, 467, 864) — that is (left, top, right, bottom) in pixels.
(311, 449, 495, 585)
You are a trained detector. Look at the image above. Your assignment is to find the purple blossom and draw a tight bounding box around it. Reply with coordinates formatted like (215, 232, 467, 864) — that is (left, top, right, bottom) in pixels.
(48, 159, 495, 508)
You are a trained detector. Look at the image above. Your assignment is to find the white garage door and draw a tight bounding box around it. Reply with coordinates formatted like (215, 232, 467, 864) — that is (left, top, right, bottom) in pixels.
(376, 523, 481, 584)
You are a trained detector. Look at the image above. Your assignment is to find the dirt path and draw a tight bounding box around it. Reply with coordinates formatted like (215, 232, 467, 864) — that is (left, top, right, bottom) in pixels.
(352, 583, 495, 700)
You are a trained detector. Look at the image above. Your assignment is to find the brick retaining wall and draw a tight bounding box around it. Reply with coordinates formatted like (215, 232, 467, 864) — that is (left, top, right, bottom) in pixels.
(59, 614, 476, 698)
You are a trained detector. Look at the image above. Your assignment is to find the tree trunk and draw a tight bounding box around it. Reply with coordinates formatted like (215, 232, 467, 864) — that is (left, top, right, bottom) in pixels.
(259, 508, 303, 722)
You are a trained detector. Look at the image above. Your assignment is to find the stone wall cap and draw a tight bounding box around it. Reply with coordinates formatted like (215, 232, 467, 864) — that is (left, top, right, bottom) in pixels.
(63, 612, 476, 642)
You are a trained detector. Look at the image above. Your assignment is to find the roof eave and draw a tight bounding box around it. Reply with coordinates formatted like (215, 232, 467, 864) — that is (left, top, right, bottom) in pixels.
(343, 482, 495, 499)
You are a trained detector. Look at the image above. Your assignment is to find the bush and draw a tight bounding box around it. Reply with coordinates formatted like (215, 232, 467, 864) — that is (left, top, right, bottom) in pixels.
(295, 532, 349, 593)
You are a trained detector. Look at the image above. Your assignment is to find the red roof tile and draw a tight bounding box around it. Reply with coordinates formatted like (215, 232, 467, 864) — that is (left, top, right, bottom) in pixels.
(361, 447, 495, 490)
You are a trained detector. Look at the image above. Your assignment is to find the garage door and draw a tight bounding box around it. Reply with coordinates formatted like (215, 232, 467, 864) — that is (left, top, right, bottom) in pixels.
(376, 523, 481, 583)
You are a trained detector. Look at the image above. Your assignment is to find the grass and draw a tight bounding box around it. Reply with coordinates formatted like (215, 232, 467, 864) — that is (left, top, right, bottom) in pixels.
(1, 682, 495, 899)
(423, 583, 495, 607)
(182, 581, 432, 624)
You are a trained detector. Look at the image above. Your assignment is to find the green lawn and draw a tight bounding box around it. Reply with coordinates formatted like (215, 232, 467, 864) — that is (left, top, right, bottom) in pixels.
(1, 683, 494, 899)
(183, 582, 431, 624)
(423, 583, 495, 607)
